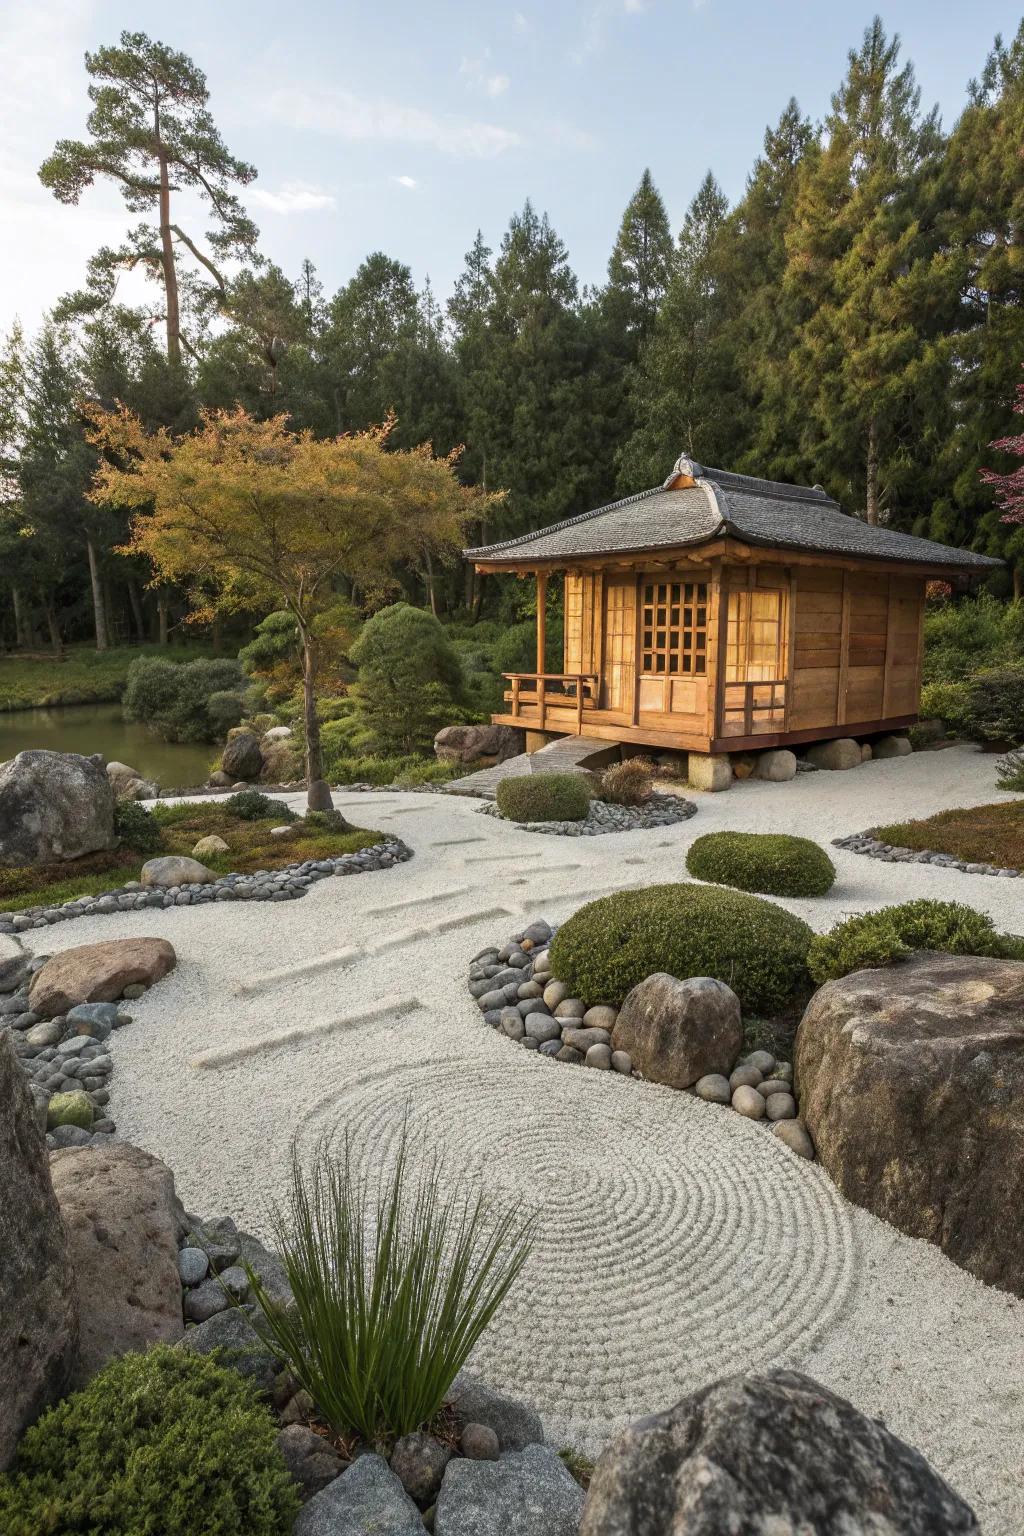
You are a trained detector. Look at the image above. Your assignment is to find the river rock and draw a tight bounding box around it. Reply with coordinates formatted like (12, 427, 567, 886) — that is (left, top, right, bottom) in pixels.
(436, 1443, 585, 1536)
(105, 761, 149, 801)
(278, 1424, 350, 1501)
(295, 1453, 422, 1536)
(806, 737, 861, 771)
(141, 855, 217, 887)
(0, 749, 115, 867)
(29, 937, 176, 1018)
(795, 951, 1024, 1295)
(49, 1141, 186, 1385)
(262, 725, 293, 743)
(448, 1370, 544, 1450)
(579, 1368, 978, 1536)
(192, 834, 229, 858)
(873, 734, 913, 759)
(390, 1430, 452, 1505)
(0, 1034, 78, 1470)
(612, 974, 742, 1090)
(178, 1305, 277, 1391)
(221, 730, 263, 781)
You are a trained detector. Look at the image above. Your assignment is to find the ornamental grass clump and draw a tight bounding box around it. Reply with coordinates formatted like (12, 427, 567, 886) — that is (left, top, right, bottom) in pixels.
(0, 1347, 298, 1536)
(807, 897, 1024, 985)
(686, 831, 836, 898)
(243, 1131, 534, 1446)
(495, 771, 591, 823)
(548, 883, 813, 1015)
(599, 758, 654, 806)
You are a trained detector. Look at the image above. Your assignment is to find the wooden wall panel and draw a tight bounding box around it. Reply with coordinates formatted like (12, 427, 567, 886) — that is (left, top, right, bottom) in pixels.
(789, 568, 843, 728)
(603, 578, 636, 715)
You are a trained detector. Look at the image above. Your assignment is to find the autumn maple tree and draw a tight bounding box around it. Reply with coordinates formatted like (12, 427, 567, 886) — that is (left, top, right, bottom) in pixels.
(84, 405, 497, 807)
(981, 378, 1024, 597)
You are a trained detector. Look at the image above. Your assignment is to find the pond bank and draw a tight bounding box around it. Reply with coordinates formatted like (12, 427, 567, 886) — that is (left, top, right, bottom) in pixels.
(0, 703, 213, 788)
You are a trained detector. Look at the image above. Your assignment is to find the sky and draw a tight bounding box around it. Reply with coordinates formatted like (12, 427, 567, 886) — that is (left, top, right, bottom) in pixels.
(1, 0, 1022, 338)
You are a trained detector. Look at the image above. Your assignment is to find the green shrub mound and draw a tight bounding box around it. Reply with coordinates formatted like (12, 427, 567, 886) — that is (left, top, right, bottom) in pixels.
(495, 772, 591, 824)
(964, 663, 1024, 746)
(808, 897, 1024, 985)
(224, 789, 296, 823)
(547, 883, 814, 1015)
(686, 831, 836, 898)
(0, 1346, 299, 1536)
(124, 655, 247, 744)
(113, 799, 162, 855)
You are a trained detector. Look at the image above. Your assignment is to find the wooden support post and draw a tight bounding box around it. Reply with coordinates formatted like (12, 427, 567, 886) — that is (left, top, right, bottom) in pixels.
(511, 676, 520, 718)
(837, 572, 851, 725)
(536, 573, 547, 675)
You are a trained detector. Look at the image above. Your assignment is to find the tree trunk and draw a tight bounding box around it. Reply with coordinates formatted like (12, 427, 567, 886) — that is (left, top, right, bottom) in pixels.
(127, 578, 146, 645)
(865, 418, 879, 527)
(299, 627, 345, 819)
(157, 590, 170, 646)
(11, 587, 26, 649)
(157, 148, 182, 368)
(424, 550, 439, 617)
(85, 538, 108, 651)
(43, 599, 63, 659)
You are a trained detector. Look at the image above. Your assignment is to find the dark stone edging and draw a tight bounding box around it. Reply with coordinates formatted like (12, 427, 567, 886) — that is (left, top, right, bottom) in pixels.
(478, 795, 697, 837)
(0, 840, 414, 935)
(832, 833, 1021, 879)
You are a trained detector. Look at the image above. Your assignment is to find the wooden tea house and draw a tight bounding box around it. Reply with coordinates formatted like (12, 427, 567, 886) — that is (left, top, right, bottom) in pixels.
(466, 456, 999, 770)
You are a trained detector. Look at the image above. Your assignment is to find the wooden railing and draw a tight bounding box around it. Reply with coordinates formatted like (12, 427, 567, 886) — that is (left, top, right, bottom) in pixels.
(719, 678, 788, 738)
(503, 673, 599, 732)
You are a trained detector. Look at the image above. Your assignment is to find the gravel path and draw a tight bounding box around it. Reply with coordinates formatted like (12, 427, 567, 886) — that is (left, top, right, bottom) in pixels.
(20, 746, 1024, 1531)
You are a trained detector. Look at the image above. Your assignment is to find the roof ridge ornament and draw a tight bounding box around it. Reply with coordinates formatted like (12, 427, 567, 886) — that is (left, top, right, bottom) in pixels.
(664, 452, 705, 489)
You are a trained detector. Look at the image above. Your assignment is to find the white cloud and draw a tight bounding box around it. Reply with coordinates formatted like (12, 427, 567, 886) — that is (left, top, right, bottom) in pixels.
(513, 11, 530, 30)
(623, 0, 650, 12)
(576, 0, 652, 58)
(392, 174, 418, 190)
(460, 53, 510, 98)
(247, 179, 335, 214)
(268, 86, 521, 159)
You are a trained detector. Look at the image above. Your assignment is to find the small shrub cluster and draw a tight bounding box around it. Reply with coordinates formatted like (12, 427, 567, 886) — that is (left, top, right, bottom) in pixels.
(599, 758, 654, 806)
(224, 789, 297, 823)
(350, 604, 468, 755)
(112, 799, 162, 855)
(548, 883, 814, 1015)
(495, 772, 591, 823)
(807, 898, 1024, 985)
(0, 1346, 298, 1536)
(124, 656, 248, 744)
(963, 663, 1024, 746)
(918, 679, 971, 735)
(686, 831, 836, 898)
(922, 591, 1024, 684)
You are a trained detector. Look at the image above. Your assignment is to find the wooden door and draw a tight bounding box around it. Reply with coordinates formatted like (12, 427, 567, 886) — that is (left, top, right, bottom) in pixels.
(603, 577, 636, 715)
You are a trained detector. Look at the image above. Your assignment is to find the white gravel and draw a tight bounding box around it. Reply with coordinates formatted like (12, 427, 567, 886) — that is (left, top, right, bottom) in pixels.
(21, 745, 1024, 1531)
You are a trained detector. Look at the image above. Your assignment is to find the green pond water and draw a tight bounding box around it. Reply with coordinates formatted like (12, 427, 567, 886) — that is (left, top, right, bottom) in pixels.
(0, 704, 213, 789)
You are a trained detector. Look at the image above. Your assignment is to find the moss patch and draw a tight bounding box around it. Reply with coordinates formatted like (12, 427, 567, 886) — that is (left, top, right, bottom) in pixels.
(872, 800, 1024, 872)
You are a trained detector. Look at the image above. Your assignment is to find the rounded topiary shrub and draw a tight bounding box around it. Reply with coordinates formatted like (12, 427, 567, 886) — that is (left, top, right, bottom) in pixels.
(224, 789, 296, 823)
(495, 772, 591, 823)
(686, 831, 836, 898)
(548, 883, 813, 1015)
(807, 897, 1024, 985)
(0, 1346, 299, 1536)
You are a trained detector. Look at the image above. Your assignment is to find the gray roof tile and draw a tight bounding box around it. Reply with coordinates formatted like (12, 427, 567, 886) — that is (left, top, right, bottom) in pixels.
(466, 467, 1001, 572)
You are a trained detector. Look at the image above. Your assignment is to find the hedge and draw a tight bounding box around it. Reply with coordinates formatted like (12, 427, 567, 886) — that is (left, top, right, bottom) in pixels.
(547, 883, 814, 1015)
(807, 897, 1024, 985)
(495, 772, 591, 823)
(686, 831, 836, 898)
(0, 1347, 298, 1536)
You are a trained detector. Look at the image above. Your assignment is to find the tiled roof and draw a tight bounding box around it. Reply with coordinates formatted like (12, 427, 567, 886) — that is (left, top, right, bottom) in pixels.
(466, 464, 1001, 572)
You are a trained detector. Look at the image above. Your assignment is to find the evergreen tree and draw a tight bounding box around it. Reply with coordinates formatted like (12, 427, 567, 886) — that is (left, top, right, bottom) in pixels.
(39, 31, 260, 367)
(603, 169, 674, 356)
(782, 17, 945, 524)
(617, 172, 733, 488)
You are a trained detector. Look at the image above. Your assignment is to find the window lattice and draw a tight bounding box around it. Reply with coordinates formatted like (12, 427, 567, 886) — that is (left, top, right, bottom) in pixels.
(641, 581, 707, 675)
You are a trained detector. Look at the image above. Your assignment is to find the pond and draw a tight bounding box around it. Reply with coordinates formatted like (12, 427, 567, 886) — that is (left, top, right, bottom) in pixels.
(0, 704, 214, 790)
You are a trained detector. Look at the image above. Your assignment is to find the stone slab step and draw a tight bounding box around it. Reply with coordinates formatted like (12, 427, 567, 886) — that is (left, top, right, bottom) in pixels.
(444, 735, 612, 800)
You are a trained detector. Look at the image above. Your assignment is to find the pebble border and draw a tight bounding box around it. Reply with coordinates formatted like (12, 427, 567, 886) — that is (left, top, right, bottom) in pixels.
(477, 794, 697, 838)
(832, 833, 1021, 879)
(0, 839, 414, 935)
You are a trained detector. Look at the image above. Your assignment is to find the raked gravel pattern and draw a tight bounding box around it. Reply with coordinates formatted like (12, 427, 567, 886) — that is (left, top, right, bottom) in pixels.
(13, 744, 1024, 1533)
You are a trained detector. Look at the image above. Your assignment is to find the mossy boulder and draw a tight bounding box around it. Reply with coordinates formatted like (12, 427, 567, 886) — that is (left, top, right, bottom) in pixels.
(46, 1092, 94, 1131)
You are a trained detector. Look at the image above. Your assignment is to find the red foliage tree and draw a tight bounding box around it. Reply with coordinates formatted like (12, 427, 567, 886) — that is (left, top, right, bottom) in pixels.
(980, 379, 1024, 527)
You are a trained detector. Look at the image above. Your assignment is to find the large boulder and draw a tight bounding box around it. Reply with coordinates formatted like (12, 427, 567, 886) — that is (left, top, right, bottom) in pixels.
(579, 1369, 978, 1535)
(0, 749, 115, 867)
(436, 1443, 584, 1536)
(795, 952, 1024, 1295)
(874, 733, 913, 759)
(611, 974, 742, 1091)
(295, 1453, 423, 1536)
(448, 1370, 545, 1451)
(0, 1033, 78, 1470)
(29, 937, 176, 1019)
(686, 752, 732, 792)
(806, 737, 861, 771)
(105, 760, 157, 801)
(49, 1142, 186, 1386)
(755, 749, 797, 782)
(434, 724, 525, 765)
(141, 855, 217, 887)
(221, 730, 264, 781)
